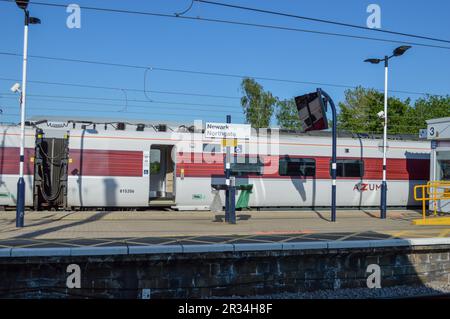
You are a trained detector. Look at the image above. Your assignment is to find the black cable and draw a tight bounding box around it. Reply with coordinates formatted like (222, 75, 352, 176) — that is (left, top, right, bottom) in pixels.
(196, 0, 450, 44)
(0, 65, 444, 97)
(0, 105, 241, 119)
(0, 96, 244, 113)
(175, 0, 194, 17)
(2, 91, 240, 101)
(0, 0, 449, 50)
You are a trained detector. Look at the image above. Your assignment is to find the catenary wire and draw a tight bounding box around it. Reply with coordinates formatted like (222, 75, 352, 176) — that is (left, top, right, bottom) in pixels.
(0, 0, 449, 50)
(196, 0, 450, 44)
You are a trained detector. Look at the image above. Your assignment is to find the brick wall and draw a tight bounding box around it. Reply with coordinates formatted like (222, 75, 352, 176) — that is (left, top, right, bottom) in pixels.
(0, 246, 449, 298)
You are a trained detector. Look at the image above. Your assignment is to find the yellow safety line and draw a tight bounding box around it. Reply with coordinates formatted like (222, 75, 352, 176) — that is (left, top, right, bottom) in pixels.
(438, 229, 450, 237)
(412, 217, 450, 226)
(390, 230, 409, 238)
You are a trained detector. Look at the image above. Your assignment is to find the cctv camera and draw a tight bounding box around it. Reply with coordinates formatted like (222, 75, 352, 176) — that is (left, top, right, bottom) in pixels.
(10, 83, 21, 93)
(377, 111, 385, 119)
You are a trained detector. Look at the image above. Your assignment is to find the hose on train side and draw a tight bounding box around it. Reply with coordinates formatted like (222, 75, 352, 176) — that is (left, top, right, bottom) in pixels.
(37, 142, 66, 203)
(38, 143, 63, 164)
(38, 163, 64, 202)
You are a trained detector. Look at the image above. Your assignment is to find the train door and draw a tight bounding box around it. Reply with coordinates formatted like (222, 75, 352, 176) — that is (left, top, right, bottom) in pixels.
(435, 150, 450, 212)
(33, 129, 69, 210)
(149, 145, 175, 205)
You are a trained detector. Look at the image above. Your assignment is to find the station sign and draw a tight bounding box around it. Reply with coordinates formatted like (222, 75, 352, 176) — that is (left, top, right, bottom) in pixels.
(221, 139, 238, 147)
(427, 118, 450, 140)
(205, 122, 251, 139)
(294, 92, 328, 132)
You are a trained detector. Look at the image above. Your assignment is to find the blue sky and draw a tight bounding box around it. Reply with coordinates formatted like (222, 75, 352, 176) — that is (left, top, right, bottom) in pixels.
(0, 0, 449, 125)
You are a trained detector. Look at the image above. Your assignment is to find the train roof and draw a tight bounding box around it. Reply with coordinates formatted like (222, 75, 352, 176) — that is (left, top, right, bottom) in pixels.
(0, 115, 427, 142)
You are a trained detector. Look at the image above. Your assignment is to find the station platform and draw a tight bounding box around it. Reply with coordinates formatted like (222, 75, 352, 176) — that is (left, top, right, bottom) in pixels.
(0, 209, 449, 250)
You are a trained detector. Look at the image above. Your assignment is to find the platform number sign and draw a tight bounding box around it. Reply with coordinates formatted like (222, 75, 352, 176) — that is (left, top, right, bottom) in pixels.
(429, 126, 435, 137)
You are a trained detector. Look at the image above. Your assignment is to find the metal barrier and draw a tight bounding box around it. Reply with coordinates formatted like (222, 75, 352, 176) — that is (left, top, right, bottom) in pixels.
(414, 181, 450, 220)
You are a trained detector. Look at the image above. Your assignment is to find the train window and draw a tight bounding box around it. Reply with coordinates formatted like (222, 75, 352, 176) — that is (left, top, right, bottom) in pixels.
(331, 159, 364, 178)
(279, 157, 315, 177)
(203, 143, 221, 154)
(436, 151, 450, 180)
(150, 149, 161, 174)
(230, 155, 263, 176)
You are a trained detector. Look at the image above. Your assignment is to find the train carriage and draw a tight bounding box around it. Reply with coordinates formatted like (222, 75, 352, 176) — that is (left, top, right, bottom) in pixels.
(0, 119, 431, 211)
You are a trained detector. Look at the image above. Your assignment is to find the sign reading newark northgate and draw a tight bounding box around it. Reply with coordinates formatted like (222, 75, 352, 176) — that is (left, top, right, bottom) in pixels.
(205, 122, 251, 139)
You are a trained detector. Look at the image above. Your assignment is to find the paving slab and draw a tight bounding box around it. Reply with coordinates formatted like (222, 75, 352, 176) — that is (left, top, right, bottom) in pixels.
(0, 209, 448, 251)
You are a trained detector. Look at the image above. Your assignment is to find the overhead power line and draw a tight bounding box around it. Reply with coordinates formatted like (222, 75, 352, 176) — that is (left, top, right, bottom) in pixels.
(196, 0, 450, 44)
(0, 105, 239, 119)
(0, 92, 242, 109)
(0, 55, 444, 97)
(0, 95, 243, 113)
(0, 0, 449, 50)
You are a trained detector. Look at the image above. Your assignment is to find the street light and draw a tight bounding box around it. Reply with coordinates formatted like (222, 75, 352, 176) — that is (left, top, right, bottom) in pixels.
(14, 0, 41, 228)
(364, 45, 411, 219)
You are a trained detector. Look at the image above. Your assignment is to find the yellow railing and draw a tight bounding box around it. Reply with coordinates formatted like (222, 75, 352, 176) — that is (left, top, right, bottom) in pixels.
(414, 181, 450, 220)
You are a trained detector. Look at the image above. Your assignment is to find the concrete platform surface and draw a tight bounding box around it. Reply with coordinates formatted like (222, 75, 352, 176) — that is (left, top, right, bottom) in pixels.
(0, 209, 449, 249)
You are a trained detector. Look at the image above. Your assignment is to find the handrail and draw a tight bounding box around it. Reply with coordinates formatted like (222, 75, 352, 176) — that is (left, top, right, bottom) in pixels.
(414, 181, 450, 220)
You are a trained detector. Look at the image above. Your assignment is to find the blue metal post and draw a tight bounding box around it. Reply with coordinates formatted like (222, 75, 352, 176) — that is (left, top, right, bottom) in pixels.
(16, 177, 25, 227)
(229, 176, 236, 224)
(224, 115, 231, 222)
(319, 89, 337, 222)
(16, 9, 30, 228)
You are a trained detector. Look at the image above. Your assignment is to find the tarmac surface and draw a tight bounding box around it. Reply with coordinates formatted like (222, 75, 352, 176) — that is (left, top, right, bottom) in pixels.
(0, 209, 449, 249)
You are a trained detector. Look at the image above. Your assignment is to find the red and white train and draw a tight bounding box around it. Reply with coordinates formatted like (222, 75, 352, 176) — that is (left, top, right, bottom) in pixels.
(0, 118, 430, 210)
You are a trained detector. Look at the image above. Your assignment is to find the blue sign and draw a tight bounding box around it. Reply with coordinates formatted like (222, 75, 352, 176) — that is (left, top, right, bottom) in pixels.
(431, 140, 438, 149)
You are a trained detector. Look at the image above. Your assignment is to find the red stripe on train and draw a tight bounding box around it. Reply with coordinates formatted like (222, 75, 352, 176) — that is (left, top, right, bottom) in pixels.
(0, 147, 34, 175)
(1, 147, 430, 181)
(176, 155, 430, 180)
(68, 149, 143, 177)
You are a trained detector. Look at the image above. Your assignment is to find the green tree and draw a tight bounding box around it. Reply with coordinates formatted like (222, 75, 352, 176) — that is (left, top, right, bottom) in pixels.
(275, 99, 303, 130)
(240, 78, 277, 128)
(338, 86, 412, 134)
(407, 95, 450, 131)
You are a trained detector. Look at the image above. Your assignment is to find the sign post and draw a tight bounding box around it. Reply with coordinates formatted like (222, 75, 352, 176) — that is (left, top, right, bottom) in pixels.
(224, 115, 232, 223)
(295, 88, 337, 222)
(206, 119, 250, 224)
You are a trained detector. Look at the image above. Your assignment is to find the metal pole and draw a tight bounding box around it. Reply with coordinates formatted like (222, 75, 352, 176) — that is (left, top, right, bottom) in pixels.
(329, 96, 337, 222)
(16, 10, 29, 228)
(229, 176, 236, 224)
(380, 57, 389, 219)
(224, 115, 231, 222)
(318, 89, 337, 222)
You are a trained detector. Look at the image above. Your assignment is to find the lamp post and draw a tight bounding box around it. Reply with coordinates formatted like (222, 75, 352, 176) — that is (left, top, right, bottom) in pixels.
(14, 0, 40, 227)
(364, 45, 411, 219)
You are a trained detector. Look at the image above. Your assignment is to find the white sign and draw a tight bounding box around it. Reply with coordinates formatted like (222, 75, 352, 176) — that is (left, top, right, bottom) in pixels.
(47, 121, 68, 128)
(205, 122, 251, 139)
(419, 129, 427, 139)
